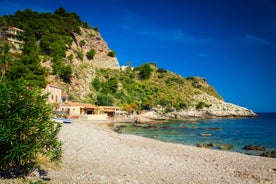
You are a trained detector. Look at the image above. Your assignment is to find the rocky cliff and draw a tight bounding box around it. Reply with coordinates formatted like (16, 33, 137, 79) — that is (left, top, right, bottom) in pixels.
(135, 93, 257, 122)
(166, 93, 257, 118)
(68, 27, 120, 69)
(48, 27, 120, 99)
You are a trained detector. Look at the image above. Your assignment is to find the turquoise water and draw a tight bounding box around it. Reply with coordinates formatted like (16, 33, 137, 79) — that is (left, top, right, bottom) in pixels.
(121, 113, 276, 155)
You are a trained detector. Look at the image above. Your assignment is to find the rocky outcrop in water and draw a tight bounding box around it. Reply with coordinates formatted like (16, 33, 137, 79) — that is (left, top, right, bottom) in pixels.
(260, 151, 276, 158)
(244, 145, 266, 151)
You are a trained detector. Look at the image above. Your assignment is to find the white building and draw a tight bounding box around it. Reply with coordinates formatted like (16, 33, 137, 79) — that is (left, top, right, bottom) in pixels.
(0, 26, 24, 44)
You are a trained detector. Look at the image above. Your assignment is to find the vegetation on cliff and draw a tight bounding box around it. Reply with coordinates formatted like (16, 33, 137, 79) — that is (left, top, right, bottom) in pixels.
(0, 8, 222, 112)
(0, 8, 93, 86)
(88, 63, 222, 112)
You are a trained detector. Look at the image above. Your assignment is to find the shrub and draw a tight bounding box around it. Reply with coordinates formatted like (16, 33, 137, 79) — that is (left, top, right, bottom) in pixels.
(92, 78, 101, 91)
(0, 80, 62, 174)
(86, 49, 96, 60)
(178, 102, 188, 110)
(96, 94, 113, 106)
(107, 77, 118, 94)
(139, 64, 152, 80)
(196, 101, 210, 109)
(123, 102, 138, 113)
(67, 53, 73, 61)
(107, 50, 116, 57)
(75, 50, 83, 61)
(79, 40, 85, 47)
(93, 27, 99, 32)
(157, 68, 167, 73)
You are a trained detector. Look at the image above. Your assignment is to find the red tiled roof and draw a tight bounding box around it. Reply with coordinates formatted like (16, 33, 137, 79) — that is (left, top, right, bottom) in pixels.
(60, 102, 84, 107)
(98, 106, 121, 110)
(60, 102, 96, 109)
(84, 103, 96, 109)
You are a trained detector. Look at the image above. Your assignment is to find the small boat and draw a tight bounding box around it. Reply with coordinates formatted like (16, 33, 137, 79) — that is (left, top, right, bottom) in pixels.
(52, 118, 72, 123)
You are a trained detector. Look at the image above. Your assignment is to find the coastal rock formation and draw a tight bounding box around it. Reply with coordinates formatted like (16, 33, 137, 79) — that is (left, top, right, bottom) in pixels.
(220, 144, 233, 150)
(196, 143, 210, 148)
(134, 111, 169, 124)
(201, 133, 212, 137)
(167, 93, 257, 118)
(260, 151, 276, 158)
(244, 145, 266, 151)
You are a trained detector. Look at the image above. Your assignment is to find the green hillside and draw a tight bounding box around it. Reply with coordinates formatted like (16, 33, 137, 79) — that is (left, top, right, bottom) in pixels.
(0, 8, 91, 87)
(88, 63, 222, 112)
(0, 8, 223, 112)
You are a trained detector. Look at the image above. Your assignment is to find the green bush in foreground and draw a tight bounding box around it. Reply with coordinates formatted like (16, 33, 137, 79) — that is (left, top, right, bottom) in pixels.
(0, 80, 62, 174)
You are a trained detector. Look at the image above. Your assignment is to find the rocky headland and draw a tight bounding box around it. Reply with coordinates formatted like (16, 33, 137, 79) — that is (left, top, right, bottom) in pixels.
(121, 93, 257, 124)
(166, 93, 257, 119)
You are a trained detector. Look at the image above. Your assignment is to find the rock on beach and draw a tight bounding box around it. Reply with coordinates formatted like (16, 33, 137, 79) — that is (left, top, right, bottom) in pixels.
(41, 120, 276, 183)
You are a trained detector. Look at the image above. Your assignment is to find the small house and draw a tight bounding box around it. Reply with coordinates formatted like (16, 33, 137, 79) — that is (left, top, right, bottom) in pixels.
(44, 84, 62, 104)
(0, 26, 24, 44)
(97, 106, 121, 117)
(58, 102, 97, 119)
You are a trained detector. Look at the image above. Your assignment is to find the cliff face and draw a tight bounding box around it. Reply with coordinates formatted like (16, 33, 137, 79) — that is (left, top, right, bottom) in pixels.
(68, 27, 120, 69)
(50, 27, 120, 99)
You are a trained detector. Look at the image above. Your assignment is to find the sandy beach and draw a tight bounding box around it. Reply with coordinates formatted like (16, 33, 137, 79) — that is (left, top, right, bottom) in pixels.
(42, 120, 276, 183)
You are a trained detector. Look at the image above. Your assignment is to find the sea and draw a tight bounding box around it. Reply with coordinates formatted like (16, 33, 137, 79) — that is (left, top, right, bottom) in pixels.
(121, 113, 276, 155)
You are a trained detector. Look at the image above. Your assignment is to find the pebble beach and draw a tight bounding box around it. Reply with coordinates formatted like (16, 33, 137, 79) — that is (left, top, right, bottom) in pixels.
(44, 120, 276, 183)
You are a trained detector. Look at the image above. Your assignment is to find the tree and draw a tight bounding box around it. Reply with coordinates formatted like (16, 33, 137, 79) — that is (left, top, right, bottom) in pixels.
(107, 77, 118, 94)
(123, 102, 138, 113)
(51, 56, 72, 83)
(54, 7, 66, 16)
(92, 78, 101, 91)
(0, 80, 62, 174)
(5, 43, 48, 88)
(0, 43, 11, 82)
(86, 49, 96, 60)
(60, 65, 72, 83)
(139, 63, 152, 80)
(96, 94, 113, 106)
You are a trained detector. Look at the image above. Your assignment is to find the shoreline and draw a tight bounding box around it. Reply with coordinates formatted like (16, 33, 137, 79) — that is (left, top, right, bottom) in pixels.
(110, 116, 275, 157)
(45, 120, 275, 183)
(2, 119, 274, 183)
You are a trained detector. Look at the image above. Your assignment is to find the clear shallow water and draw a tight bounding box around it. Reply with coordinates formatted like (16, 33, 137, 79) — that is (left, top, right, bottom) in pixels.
(121, 113, 276, 155)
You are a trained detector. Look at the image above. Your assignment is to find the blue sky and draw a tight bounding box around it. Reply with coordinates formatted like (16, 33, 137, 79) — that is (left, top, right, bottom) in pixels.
(1, 0, 276, 112)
